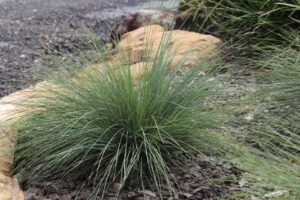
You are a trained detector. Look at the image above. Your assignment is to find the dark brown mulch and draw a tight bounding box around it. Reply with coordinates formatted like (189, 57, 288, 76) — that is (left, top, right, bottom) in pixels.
(0, 0, 148, 98)
(23, 156, 241, 200)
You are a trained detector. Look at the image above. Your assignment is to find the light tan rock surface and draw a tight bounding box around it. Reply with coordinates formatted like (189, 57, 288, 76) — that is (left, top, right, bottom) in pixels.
(114, 25, 222, 70)
(0, 87, 35, 200)
(130, 62, 153, 84)
(0, 126, 25, 200)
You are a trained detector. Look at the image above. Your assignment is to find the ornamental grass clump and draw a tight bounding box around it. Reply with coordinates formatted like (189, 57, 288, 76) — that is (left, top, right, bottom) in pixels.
(254, 37, 300, 167)
(229, 38, 300, 197)
(13, 39, 221, 198)
(178, 0, 300, 51)
(257, 38, 300, 115)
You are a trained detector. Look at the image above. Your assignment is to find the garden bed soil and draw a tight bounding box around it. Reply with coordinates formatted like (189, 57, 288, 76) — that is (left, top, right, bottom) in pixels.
(23, 156, 241, 200)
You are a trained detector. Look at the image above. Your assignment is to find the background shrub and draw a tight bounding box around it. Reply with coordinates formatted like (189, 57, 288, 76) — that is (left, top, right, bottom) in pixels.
(178, 0, 300, 52)
(228, 35, 300, 197)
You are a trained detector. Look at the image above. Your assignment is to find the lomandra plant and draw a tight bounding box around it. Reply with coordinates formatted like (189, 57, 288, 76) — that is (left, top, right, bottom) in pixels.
(13, 36, 221, 199)
(257, 37, 300, 115)
(234, 37, 300, 197)
(255, 37, 300, 167)
(178, 0, 300, 50)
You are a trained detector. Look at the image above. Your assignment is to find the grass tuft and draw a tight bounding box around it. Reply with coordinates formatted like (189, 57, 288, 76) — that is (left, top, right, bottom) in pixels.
(13, 36, 223, 198)
(178, 0, 300, 52)
(228, 36, 300, 197)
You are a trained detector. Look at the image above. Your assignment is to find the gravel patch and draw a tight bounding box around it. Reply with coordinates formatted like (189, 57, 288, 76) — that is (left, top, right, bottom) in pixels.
(0, 0, 179, 97)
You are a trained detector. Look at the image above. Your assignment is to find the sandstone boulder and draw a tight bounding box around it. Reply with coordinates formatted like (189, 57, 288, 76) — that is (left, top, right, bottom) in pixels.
(112, 10, 176, 41)
(0, 87, 36, 200)
(114, 25, 222, 73)
(130, 62, 153, 84)
(0, 125, 24, 200)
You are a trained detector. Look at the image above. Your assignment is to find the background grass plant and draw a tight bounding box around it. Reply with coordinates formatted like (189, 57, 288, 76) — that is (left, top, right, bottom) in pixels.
(224, 35, 300, 198)
(178, 0, 300, 55)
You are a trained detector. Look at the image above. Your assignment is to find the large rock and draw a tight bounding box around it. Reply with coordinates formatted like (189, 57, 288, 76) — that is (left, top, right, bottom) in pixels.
(0, 87, 35, 200)
(0, 173, 24, 200)
(111, 10, 176, 41)
(0, 126, 16, 176)
(0, 125, 24, 200)
(111, 9, 197, 42)
(129, 62, 153, 85)
(113, 25, 222, 71)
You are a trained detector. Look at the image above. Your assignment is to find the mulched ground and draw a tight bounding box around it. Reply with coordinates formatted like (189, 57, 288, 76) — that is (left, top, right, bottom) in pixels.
(23, 155, 241, 200)
(0, 0, 146, 97)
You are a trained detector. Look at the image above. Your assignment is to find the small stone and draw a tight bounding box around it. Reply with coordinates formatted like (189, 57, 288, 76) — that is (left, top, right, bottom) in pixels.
(127, 191, 137, 198)
(251, 195, 261, 200)
(181, 192, 193, 198)
(244, 113, 255, 121)
(238, 178, 247, 187)
(263, 190, 289, 199)
(179, 183, 190, 191)
(223, 163, 232, 169)
(139, 190, 157, 198)
(48, 193, 61, 199)
(193, 187, 206, 193)
(113, 183, 121, 190)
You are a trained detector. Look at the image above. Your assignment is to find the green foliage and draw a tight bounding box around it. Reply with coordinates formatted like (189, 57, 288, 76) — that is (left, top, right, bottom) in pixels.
(178, 0, 300, 50)
(257, 38, 300, 114)
(13, 43, 222, 198)
(249, 35, 300, 159)
(230, 38, 300, 197)
(229, 118, 300, 197)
